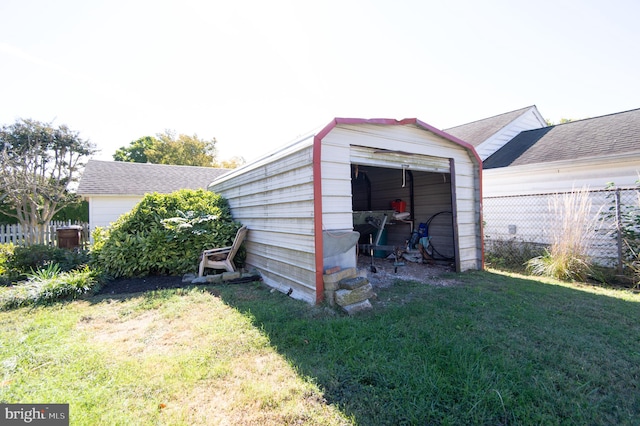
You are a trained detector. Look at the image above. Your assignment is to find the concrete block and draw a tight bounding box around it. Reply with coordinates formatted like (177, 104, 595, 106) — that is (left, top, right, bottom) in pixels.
(206, 274, 224, 283)
(335, 283, 375, 306)
(222, 271, 242, 281)
(323, 267, 357, 291)
(342, 299, 372, 315)
(182, 273, 197, 283)
(339, 276, 369, 290)
(324, 290, 336, 307)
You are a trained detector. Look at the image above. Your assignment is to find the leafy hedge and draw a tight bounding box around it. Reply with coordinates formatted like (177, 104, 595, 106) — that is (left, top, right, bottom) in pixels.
(0, 244, 91, 285)
(91, 189, 243, 278)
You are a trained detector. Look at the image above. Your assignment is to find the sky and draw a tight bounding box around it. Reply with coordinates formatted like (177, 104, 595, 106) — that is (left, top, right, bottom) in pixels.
(1, 0, 639, 163)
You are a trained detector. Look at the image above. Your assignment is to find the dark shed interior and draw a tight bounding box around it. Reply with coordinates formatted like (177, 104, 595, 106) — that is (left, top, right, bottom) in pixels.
(351, 164, 455, 263)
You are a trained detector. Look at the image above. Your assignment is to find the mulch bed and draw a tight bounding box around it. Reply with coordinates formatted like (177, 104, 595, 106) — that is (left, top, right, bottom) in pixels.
(97, 273, 263, 296)
(97, 275, 187, 295)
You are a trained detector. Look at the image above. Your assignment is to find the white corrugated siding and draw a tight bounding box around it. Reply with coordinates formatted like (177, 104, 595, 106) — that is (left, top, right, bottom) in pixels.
(209, 142, 318, 304)
(475, 107, 546, 160)
(323, 123, 482, 271)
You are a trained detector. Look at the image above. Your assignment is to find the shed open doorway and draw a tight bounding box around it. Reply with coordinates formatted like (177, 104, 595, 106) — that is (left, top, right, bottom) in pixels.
(351, 163, 457, 271)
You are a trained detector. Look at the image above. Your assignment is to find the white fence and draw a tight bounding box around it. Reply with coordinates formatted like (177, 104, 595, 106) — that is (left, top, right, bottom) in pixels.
(0, 221, 90, 247)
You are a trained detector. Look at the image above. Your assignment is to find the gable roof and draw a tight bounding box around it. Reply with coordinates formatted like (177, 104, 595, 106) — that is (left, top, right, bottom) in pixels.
(444, 106, 540, 147)
(483, 107, 640, 169)
(77, 160, 230, 195)
(211, 117, 482, 188)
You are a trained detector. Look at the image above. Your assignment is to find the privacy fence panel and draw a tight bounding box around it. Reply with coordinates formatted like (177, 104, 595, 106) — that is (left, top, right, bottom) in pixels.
(484, 187, 639, 271)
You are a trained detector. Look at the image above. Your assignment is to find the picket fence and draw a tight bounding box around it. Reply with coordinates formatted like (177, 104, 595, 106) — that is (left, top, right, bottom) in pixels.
(0, 221, 90, 247)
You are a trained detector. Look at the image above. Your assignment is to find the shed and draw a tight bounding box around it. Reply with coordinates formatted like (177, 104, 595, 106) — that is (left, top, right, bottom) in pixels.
(77, 160, 229, 230)
(208, 118, 483, 304)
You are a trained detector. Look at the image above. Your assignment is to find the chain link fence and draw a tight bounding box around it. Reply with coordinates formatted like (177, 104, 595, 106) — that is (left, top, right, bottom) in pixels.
(484, 187, 639, 275)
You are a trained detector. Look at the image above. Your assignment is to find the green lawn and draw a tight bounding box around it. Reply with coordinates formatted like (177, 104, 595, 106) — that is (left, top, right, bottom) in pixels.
(1, 270, 640, 425)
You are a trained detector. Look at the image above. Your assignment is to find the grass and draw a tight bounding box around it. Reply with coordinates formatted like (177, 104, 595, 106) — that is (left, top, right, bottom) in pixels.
(527, 187, 603, 281)
(2, 272, 640, 424)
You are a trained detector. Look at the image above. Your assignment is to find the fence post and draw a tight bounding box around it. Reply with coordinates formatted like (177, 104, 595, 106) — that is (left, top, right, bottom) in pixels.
(615, 188, 623, 275)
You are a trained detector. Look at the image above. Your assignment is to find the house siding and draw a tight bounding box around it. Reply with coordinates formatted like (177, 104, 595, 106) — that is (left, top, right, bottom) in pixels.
(483, 154, 640, 197)
(87, 195, 142, 231)
(474, 108, 546, 160)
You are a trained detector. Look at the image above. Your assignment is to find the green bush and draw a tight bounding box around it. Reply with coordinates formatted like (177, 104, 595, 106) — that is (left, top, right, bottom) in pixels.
(91, 189, 243, 278)
(485, 238, 545, 272)
(0, 266, 102, 310)
(0, 244, 15, 277)
(0, 244, 91, 285)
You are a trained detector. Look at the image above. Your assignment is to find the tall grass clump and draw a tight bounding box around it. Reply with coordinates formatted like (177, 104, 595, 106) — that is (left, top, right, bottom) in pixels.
(0, 265, 102, 310)
(527, 187, 602, 281)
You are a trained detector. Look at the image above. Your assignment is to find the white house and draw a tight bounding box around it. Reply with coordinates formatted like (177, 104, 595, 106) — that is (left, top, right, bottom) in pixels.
(482, 108, 640, 195)
(77, 160, 229, 231)
(208, 117, 484, 304)
(445, 105, 547, 160)
(480, 108, 640, 266)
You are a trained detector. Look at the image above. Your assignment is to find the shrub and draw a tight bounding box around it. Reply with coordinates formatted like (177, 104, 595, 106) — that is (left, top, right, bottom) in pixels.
(0, 266, 102, 310)
(0, 244, 15, 278)
(601, 179, 640, 286)
(1, 244, 91, 284)
(485, 238, 545, 272)
(91, 189, 243, 278)
(527, 187, 601, 281)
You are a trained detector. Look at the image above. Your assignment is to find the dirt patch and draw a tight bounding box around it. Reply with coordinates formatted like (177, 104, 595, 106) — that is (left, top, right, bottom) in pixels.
(356, 254, 456, 288)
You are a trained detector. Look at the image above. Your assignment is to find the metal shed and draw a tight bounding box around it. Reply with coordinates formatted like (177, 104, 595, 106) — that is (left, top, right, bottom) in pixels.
(209, 118, 483, 304)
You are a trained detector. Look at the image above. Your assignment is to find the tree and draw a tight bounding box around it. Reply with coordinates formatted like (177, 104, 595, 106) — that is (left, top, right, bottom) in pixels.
(113, 136, 157, 163)
(218, 155, 246, 169)
(148, 130, 218, 166)
(545, 118, 575, 126)
(0, 119, 96, 244)
(113, 131, 219, 167)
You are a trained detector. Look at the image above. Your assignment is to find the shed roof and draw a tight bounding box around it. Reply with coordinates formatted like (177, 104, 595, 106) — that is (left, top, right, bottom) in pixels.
(210, 117, 482, 188)
(483, 107, 640, 169)
(444, 106, 537, 147)
(77, 160, 229, 195)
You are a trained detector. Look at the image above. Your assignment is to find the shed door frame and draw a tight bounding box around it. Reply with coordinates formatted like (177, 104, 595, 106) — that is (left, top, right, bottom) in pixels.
(349, 145, 461, 272)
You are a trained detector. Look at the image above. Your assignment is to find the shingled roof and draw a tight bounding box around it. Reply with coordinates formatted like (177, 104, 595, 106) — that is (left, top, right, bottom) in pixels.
(77, 160, 230, 195)
(444, 106, 537, 147)
(483, 108, 640, 169)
